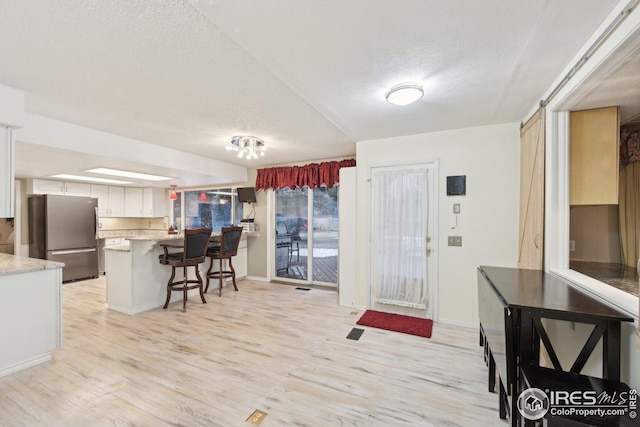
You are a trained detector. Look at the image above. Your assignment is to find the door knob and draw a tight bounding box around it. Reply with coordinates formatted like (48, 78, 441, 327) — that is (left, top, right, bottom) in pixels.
(426, 248, 432, 254)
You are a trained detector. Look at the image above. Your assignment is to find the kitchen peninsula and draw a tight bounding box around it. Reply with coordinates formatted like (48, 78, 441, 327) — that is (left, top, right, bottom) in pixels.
(104, 231, 251, 314)
(0, 253, 63, 378)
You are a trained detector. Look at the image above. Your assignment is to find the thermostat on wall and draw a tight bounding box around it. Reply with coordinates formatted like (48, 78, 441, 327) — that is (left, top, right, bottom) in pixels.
(447, 175, 466, 196)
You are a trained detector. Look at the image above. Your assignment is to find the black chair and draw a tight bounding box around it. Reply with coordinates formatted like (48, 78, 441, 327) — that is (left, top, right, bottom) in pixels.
(158, 228, 212, 312)
(289, 230, 301, 264)
(205, 226, 243, 297)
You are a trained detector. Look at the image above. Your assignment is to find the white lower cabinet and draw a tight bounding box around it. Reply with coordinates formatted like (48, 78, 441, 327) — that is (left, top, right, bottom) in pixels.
(235, 240, 248, 279)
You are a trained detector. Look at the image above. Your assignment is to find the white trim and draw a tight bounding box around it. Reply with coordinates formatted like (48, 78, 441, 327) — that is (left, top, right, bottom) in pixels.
(267, 188, 275, 281)
(435, 318, 477, 330)
(245, 275, 269, 282)
(0, 353, 52, 379)
(542, 4, 640, 321)
(367, 161, 439, 321)
(551, 269, 638, 319)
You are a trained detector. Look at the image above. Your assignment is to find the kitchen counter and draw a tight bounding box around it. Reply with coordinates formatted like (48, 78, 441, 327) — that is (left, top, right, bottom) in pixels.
(104, 231, 251, 314)
(0, 252, 64, 276)
(0, 253, 63, 378)
(570, 261, 639, 297)
(98, 229, 176, 239)
(99, 229, 259, 241)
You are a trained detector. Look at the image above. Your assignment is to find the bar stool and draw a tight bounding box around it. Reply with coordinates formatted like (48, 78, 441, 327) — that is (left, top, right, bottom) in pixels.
(206, 226, 243, 297)
(158, 228, 212, 312)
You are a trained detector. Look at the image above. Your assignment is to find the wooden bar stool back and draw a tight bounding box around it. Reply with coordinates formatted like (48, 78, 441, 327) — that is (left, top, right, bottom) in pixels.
(206, 226, 243, 296)
(158, 228, 212, 312)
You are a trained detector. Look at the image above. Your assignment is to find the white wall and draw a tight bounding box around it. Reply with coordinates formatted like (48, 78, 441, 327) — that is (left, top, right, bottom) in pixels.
(356, 122, 520, 325)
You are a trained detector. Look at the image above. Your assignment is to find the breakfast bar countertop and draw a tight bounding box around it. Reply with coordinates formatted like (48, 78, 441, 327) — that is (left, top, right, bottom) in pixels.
(98, 230, 259, 241)
(0, 253, 65, 276)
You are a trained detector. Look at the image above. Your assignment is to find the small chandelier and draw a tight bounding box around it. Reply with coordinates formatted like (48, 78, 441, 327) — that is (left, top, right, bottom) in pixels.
(226, 136, 266, 159)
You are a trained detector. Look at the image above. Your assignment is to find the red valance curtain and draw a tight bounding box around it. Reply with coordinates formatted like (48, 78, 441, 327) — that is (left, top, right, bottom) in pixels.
(255, 159, 356, 191)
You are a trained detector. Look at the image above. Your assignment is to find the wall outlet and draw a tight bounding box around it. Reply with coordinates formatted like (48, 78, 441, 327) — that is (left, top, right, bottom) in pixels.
(569, 240, 575, 252)
(453, 203, 460, 214)
(448, 236, 462, 246)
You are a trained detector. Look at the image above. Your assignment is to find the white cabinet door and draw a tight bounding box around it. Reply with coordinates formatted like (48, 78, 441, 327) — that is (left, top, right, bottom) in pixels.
(234, 240, 248, 279)
(124, 187, 143, 217)
(143, 188, 153, 217)
(30, 179, 65, 195)
(108, 186, 125, 217)
(0, 127, 14, 218)
(29, 179, 90, 197)
(142, 187, 167, 217)
(63, 182, 91, 197)
(91, 185, 110, 216)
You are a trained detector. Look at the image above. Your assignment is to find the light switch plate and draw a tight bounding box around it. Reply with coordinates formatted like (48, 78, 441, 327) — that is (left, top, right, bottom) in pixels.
(453, 203, 460, 214)
(448, 236, 462, 247)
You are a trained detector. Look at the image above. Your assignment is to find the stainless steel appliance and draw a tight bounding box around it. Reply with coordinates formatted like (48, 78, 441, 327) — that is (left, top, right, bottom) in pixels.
(28, 195, 99, 282)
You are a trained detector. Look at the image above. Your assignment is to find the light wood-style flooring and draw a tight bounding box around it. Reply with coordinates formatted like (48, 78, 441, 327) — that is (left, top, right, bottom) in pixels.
(0, 277, 505, 426)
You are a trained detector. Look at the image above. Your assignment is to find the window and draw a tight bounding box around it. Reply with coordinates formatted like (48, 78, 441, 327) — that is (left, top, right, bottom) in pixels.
(170, 188, 244, 232)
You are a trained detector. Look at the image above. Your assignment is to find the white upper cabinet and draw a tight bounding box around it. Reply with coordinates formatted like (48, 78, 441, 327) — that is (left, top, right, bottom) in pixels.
(28, 179, 90, 197)
(0, 127, 14, 218)
(63, 181, 91, 197)
(142, 187, 167, 218)
(108, 186, 125, 217)
(91, 185, 110, 216)
(29, 180, 163, 218)
(124, 187, 143, 217)
(29, 179, 65, 195)
(90, 185, 125, 217)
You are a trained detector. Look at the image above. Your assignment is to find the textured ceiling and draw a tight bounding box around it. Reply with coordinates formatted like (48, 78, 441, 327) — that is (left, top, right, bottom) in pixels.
(0, 0, 625, 184)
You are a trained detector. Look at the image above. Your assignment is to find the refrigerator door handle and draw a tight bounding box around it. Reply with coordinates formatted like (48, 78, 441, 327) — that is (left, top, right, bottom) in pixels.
(50, 248, 97, 255)
(95, 206, 99, 240)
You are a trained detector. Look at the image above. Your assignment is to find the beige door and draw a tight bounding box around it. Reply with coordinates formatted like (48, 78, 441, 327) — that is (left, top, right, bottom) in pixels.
(518, 109, 545, 269)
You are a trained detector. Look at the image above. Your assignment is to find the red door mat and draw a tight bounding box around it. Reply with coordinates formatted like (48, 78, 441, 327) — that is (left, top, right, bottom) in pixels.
(356, 310, 433, 338)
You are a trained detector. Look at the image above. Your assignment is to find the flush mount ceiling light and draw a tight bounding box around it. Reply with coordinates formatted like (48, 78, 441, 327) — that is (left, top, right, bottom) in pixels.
(385, 82, 424, 106)
(226, 136, 266, 159)
(85, 167, 172, 181)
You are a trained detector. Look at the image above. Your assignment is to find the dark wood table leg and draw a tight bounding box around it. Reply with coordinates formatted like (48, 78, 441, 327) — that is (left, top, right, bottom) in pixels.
(603, 320, 621, 381)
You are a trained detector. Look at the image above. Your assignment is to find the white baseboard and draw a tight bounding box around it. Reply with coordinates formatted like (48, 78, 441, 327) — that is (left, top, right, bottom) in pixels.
(436, 318, 478, 330)
(0, 353, 52, 379)
(245, 275, 269, 282)
(339, 303, 367, 311)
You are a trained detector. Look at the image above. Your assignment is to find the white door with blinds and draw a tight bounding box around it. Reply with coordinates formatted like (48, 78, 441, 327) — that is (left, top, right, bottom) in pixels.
(370, 163, 437, 320)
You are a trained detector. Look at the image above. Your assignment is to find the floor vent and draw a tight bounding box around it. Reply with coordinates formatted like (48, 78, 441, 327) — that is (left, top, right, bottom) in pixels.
(295, 287, 311, 291)
(346, 327, 364, 341)
(246, 409, 267, 425)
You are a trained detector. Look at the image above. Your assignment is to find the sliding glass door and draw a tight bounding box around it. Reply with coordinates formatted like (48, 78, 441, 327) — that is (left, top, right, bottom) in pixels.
(275, 186, 338, 286)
